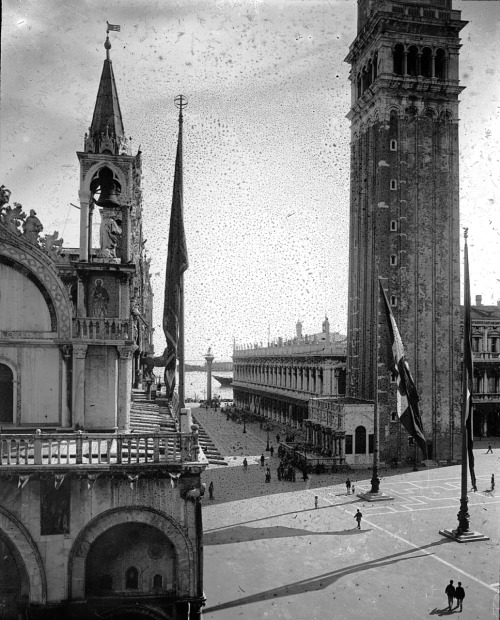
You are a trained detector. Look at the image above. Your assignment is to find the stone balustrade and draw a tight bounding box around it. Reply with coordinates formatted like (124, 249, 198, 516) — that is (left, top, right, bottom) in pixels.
(0, 429, 204, 468)
(474, 393, 500, 403)
(72, 317, 134, 341)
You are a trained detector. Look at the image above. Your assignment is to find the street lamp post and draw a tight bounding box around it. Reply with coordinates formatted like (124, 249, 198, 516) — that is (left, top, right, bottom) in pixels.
(204, 347, 215, 406)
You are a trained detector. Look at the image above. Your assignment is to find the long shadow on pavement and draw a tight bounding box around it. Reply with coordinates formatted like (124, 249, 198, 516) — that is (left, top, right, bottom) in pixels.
(429, 608, 459, 616)
(203, 538, 452, 614)
(204, 524, 368, 545)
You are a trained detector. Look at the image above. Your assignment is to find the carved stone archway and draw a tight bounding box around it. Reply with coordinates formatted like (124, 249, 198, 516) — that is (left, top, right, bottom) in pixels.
(0, 506, 47, 604)
(68, 507, 196, 601)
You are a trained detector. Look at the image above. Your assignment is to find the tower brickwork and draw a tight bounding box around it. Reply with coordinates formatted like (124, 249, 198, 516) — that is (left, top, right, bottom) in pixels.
(345, 0, 467, 461)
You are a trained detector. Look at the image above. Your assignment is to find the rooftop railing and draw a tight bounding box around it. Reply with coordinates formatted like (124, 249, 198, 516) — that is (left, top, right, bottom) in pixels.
(0, 429, 205, 469)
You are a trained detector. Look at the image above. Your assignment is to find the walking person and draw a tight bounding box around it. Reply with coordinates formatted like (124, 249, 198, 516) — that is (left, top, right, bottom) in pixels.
(486, 443, 493, 453)
(346, 478, 351, 495)
(276, 434, 280, 444)
(260, 454, 265, 467)
(445, 580, 455, 611)
(208, 481, 214, 500)
(455, 582, 465, 611)
(491, 474, 495, 491)
(354, 509, 363, 529)
(270, 445, 274, 457)
(315, 495, 318, 509)
(351, 484, 355, 495)
(243, 458, 248, 471)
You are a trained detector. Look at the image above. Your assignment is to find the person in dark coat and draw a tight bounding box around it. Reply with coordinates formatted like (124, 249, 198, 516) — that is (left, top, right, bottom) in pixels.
(346, 478, 351, 495)
(270, 445, 274, 457)
(208, 481, 214, 500)
(445, 580, 455, 610)
(243, 458, 248, 471)
(260, 454, 265, 467)
(454, 582, 465, 611)
(354, 509, 362, 529)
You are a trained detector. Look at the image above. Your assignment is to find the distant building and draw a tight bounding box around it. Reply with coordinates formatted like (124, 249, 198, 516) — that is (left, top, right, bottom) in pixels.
(233, 318, 347, 429)
(0, 35, 206, 620)
(469, 296, 500, 437)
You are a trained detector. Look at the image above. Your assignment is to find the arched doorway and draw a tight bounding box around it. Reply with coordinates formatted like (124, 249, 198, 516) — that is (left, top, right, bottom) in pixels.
(0, 537, 25, 620)
(85, 523, 176, 597)
(0, 363, 14, 424)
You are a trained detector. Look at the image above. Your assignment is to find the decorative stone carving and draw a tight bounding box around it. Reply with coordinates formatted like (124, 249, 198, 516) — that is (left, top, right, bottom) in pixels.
(0, 185, 12, 208)
(22, 209, 43, 244)
(117, 345, 138, 359)
(99, 211, 122, 258)
(40, 230, 64, 256)
(60, 344, 72, 359)
(1, 203, 26, 234)
(73, 345, 88, 360)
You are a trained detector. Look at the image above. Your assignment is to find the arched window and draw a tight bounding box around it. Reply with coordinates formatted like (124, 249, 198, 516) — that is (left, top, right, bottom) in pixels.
(390, 295, 397, 307)
(357, 74, 362, 99)
(435, 48, 446, 79)
(390, 139, 398, 151)
(125, 567, 138, 589)
(373, 52, 378, 79)
(153, 574, 163, 589)
(362, 67, 370, 92)
(390, 220, 398, 231)
(355, 426, 367, 454)
(421, 47, 432, 78)
(407, 46, 418, 76)
(393, 44, 404, 75)
(0, 363, 14, 424)
(100, 575, 112, 591)
(390, 255, 397, 266)
(367, 60, 373, 88)
(390, 179, 397, 190)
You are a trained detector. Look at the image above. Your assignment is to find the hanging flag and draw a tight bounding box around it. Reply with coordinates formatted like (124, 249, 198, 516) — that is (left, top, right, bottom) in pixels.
(463, 232, 477, 489)
(379, 280, 428, 459)
(163, 105, 189, 400)
(106, 22, 121, 32)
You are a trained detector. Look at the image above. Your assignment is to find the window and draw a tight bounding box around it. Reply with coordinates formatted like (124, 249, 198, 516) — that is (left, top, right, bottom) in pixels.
(390, 254, 397, 266)
(355, 426, 367, 454)
(390, 296, 397, 307)
(0, 363, 14, 424)
(390, 139, 397, 151)
(390, 220, 398, 231)
(435, 48, 446, 79)
(345, 435, 353, 454)
(390, 179, 397, 190)
(393, 44, 404, 75)
(407, 46, 418, 76)
(390, 372, 398, 384)
(421, 47, 432, 78)
(391, 411, 398, 422)
(153, 574, 163, 589)
(125, 567, 138, 589)
(369, 434, 374, 454)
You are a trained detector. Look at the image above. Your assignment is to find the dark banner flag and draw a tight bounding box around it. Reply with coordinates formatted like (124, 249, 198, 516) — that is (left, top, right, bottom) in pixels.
(163, 107, 188, 400)
(379, 280, 428, 459)
(463, 234, 477, 489)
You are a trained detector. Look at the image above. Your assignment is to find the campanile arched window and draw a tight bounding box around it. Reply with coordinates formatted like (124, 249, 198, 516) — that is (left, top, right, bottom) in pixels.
(393, 44, 404, 75)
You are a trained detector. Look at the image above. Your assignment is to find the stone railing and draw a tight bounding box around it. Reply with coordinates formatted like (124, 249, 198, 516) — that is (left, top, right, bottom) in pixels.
(72, 318, 134, 341)
(473, 352, 500, 361)
(474, 393, 500, 403)
(0, 429, 205, 468)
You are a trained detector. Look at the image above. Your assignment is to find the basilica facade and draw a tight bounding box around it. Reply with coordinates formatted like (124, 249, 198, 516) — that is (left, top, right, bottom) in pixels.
(0, 36, 206, 620)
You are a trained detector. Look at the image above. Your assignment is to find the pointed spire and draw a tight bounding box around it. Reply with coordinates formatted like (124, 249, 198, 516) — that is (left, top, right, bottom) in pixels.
(88, 34, 125, 155)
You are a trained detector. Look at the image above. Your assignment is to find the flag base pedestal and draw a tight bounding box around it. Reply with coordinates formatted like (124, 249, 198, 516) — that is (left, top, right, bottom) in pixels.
(357, 492, 394, 502)
(439, 529, 490, 543)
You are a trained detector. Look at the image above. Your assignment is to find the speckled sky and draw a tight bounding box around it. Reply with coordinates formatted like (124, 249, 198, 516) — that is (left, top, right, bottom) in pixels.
(1, 0, 499, 362)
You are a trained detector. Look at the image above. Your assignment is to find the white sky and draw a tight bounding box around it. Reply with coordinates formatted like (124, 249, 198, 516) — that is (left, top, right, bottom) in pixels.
(1, 0, 499, 363)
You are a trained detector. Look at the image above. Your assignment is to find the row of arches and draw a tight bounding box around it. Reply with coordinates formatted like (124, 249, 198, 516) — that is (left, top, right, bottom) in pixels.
(351, 106, 454, 137)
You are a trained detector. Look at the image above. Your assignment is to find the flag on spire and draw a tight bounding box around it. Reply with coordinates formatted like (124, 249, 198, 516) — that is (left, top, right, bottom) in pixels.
(106, 22, 121, 32)
(163, 103, 188, 400)
(379, 280, 428, 459)
(463, 231, 477, 489)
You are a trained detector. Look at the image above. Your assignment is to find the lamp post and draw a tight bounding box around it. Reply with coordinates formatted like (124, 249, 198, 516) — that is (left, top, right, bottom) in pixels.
(266, 428, 270, 451)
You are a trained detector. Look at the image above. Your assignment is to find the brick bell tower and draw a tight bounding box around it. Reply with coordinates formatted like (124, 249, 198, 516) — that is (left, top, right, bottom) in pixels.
(345, 0, 467, 462)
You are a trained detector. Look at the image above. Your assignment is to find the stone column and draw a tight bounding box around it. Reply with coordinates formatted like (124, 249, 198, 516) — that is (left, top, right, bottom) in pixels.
(483, 370, 488, 395)
(78, 189, 91, 261)
(204, 350, 214, 403)
(60, 345, 72, 428)
(483, 328, 488, 353)
(117, 345, 137, 430)
(72, 345, 88, 429)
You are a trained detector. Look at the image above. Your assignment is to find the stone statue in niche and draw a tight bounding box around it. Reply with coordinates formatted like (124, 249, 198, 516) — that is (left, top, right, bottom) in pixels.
(99, 211, 122, 258)
(91, 279, 109, 317)
(22, 209, 43, 244)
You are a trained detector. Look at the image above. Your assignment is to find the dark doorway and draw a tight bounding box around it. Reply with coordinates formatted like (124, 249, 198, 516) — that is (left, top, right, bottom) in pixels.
(0, 363, 14, 424)
(426, 440, 433, 460)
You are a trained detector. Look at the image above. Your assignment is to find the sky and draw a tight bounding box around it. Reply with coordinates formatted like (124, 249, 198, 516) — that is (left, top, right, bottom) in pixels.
(1, 0, 499, 364)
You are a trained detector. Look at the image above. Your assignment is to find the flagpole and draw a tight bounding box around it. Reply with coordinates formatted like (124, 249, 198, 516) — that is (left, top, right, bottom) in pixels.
(439, 229, 488, 542)
(176, 97, 186, 410)
(370, 260, 381, 494)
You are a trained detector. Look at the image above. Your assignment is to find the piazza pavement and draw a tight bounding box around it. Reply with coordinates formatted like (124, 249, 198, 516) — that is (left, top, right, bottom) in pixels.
(190, 406, 500, 620)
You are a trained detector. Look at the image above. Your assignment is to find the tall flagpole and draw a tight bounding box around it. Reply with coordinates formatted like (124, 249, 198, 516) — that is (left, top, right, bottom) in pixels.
(174, 95, 188, 410)
(439, 229, 488, 542)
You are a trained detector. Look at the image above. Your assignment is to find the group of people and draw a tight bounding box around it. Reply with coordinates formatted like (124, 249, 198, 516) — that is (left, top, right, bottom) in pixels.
(445, 580, 466, 612)
(345, 478, 356, 495)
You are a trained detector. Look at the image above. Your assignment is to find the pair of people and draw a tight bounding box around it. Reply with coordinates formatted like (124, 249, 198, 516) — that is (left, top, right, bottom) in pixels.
(445, 580, 465, 612)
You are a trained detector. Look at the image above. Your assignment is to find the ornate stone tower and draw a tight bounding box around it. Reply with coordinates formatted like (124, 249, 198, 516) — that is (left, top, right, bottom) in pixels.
(345, 0, 467, 461)
(75, 34, 153, 429)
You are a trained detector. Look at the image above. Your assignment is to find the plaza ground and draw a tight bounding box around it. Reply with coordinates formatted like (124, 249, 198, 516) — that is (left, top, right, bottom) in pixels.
(191, 407, 500, 620)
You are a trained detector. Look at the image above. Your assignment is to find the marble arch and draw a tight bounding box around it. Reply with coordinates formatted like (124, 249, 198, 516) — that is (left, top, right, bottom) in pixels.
(67, 507, 196, 601)
(0, 506, 47, 604)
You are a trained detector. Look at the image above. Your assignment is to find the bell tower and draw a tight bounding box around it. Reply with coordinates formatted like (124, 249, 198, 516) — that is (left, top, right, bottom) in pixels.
(345, 0, 467, 461)
(73, 32, 152, 430)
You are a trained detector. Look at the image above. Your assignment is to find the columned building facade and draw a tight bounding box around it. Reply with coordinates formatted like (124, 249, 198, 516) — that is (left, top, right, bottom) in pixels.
(233, 321, 347, 431)
(345, 0, 467, 463)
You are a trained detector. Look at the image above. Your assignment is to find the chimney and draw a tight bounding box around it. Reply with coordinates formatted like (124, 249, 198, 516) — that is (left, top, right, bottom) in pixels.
(497, 299, 500, 308)
(476, 295, 482, 306)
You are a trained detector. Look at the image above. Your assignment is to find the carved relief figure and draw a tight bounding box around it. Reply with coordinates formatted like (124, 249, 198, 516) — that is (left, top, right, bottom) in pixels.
(99, 212, 122, 258)
(22, 209, 43, 243)
(91, 279, 109, 317)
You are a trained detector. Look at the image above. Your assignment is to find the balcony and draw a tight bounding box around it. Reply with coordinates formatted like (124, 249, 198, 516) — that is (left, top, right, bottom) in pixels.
(72, 317, 135, 341)
(473, 393, 500, 404)
(0, 429, 206, 471)
(473, 352, 500, 363)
